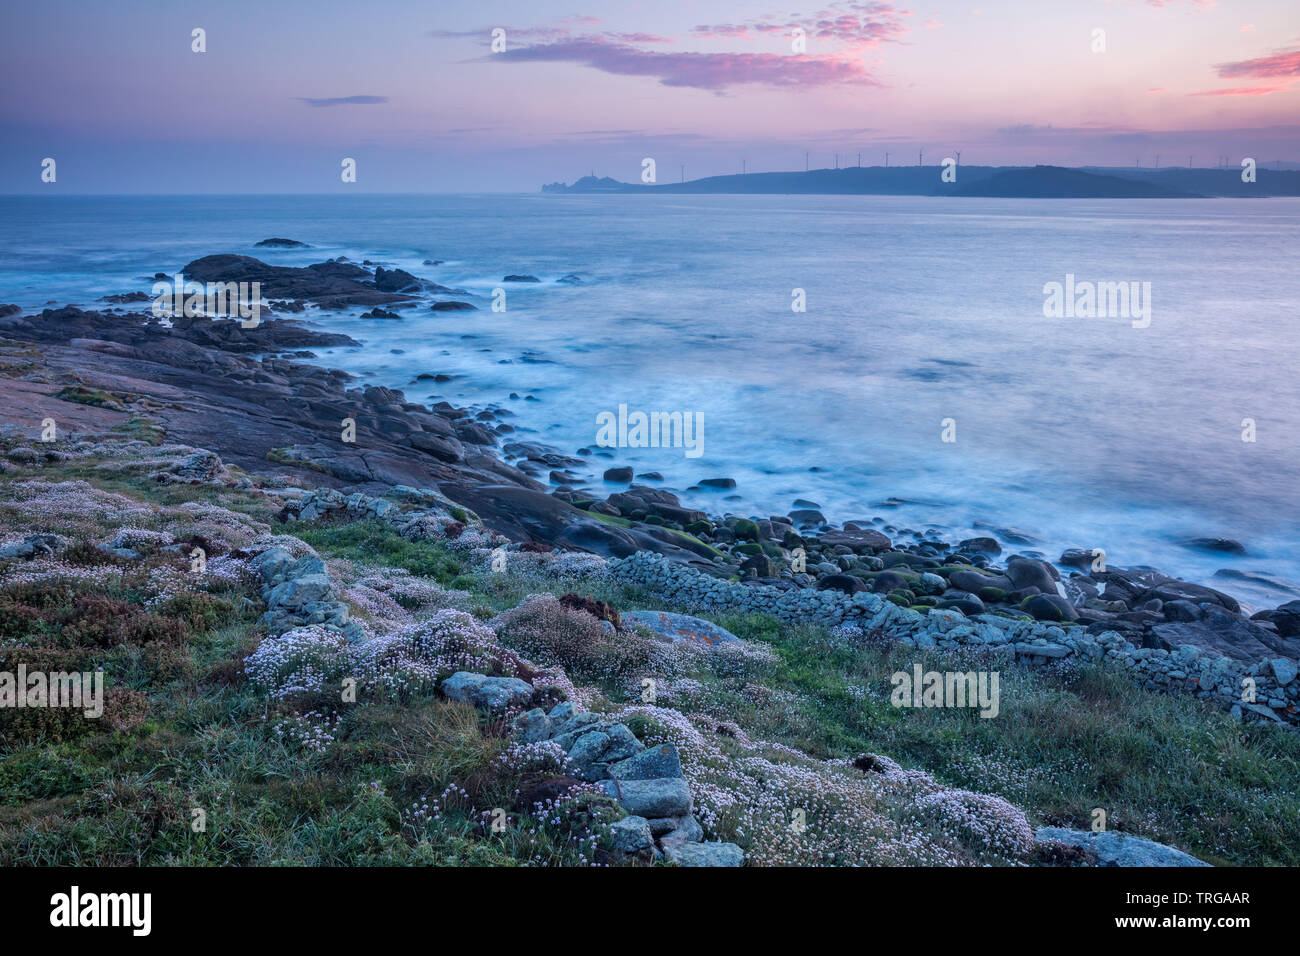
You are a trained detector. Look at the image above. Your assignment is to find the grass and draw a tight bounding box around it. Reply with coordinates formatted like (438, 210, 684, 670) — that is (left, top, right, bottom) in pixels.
(3, 443, 1298, 866)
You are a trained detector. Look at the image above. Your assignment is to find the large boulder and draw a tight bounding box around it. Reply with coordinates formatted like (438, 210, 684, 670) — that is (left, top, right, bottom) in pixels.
(602, 777, 693, 819)
(1034, 827, 1210, 867)
(622, 610, 741, 648)
(663, 842, 745, 867)
(440, 672, 534, 710)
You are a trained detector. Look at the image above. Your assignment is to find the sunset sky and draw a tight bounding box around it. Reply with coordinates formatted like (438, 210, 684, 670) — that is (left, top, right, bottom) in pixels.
(2, 0, 1298, 191)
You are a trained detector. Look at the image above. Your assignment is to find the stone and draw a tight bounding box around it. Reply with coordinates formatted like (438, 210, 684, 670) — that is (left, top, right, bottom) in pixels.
(609, 743, 682, 781)
(1034, 827, 1210, 867)
(511, 708, 553, 744)
(440, 671, 534, 710)
(609, 777, 693, 819)
(1269, 658, 1298, 686)
(658, 814, 704, 849)
(622, 610, 741, 647)
(663, 842, 744, 867)
(610, 815, 653, 853)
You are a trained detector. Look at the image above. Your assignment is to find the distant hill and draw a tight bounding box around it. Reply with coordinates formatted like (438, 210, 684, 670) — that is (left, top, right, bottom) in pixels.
(542, 164, 1300, 198)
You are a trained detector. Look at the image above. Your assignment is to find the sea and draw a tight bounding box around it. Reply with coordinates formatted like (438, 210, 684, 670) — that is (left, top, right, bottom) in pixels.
(2, 193, 1298, 608)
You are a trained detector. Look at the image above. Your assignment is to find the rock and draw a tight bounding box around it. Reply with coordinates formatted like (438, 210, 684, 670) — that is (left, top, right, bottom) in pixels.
(603, 466, 633, 483)
(0, 533, 62, 559)
(1162, 600, 1202, 622)
(817, 573, 867, 595)
(610, 815, 654, 853)
(503, 274, 540, 282)
(557, 274, 582, 284)
(608, 777, 693, 819)
(255, 238, 309, 248)
(819, 528, 892, 552)
(1151, 607, 1300, 663)
(663, 842, 744, 867)
(609, 743, 682, 781)
(1034, 827, 1210, 867)
(440, 671, 534, 710)
(740, 553, 778, 578)
(959, 536, 1002, 555)
(1022, 593, 1077, 622)
(373, 266, 421, 293)
(658, 814, 704, 849)
(266, 573, 333, 610)
(698, 478, 736, 489)
(1182, 537, 1246, 555)
(1006, 556, 1058, 593)
(1269, 658, 1298, 686)
(511, 708, 554, 744)
(622, 610, 741, 648)
(1059, 548, 1099, 570)
(430, 301, 477, 311)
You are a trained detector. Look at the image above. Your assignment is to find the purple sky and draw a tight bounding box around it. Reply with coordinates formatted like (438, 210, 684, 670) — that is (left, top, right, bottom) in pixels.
(2, 0, 1298, 192)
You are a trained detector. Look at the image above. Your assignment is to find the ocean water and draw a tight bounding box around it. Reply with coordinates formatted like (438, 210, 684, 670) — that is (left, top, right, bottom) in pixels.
(2, 194, 1298, 608)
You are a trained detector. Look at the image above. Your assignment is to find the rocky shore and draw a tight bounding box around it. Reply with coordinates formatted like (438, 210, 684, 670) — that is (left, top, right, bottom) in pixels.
(2, 248, 1296, 728)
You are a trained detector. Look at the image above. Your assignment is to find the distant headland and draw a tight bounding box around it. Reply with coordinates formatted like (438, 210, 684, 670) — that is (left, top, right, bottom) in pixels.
(543, 164, 1300, 198)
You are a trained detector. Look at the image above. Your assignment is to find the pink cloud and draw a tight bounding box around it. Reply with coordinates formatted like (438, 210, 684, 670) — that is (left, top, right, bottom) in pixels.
(692, 2, 909, 48)
(1216, 48, 1300, 79)
(497, 38, 880, 90)
(1189, 85, 1291, 96)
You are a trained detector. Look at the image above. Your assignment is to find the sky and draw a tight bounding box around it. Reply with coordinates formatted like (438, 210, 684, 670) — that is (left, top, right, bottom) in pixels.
(1, 0, 1298, 192)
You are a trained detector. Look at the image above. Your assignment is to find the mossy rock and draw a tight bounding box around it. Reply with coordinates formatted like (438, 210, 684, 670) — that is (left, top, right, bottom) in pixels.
(685, 519, 713, 536)
(731, 519, 760, 542)
(977, 586, 1007, 603)
(55, 385, 127, 412)
(644, 514, 666, 525)
(733, 542, 763, 556)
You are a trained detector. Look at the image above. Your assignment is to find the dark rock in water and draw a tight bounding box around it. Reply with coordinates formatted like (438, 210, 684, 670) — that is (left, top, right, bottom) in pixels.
(788, 508, 826, 526)
(637, 472, 663, 481)
(423, 259, 444, 266)
(1022, 593, 1077, 622)
(1255, 600, 1300, 637)
(817, 574, 866, 595)
(373, 266, 421, 293)
(557, 274, 582, 284)
(1005, 556, 1058, 594)
(1182, 537, 1247, 555)
(255, 238, 309, 248)
(503, 274, 541, 282)
(699, 478, 736, 489)
(1059, 548, 1102, 570)
(958, 536, 1001, 555)
(430, 301, 477, 311)
(1150, 606, 1300, 662)
(0, 304, 21, 318)
(100, 291, 150, 304)
(361, 308, 401, 319)
(181, 254, 416, 307)
(603, 466, 633, 483)
(818, 528, 892, 553)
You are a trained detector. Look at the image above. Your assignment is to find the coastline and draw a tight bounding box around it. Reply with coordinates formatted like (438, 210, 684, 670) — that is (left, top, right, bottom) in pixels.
(1, 249, 1298, 723)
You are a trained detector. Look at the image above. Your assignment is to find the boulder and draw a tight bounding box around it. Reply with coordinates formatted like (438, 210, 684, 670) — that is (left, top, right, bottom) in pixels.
(622, 610, 741, 648)
(440, 671, 534, 710)
(1034, 827, 1210, 867)
(663, 842, 744, 867)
